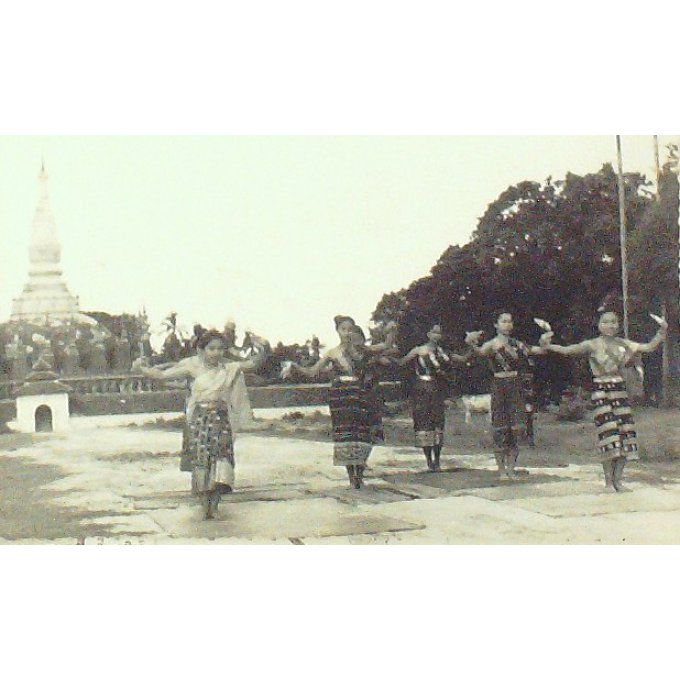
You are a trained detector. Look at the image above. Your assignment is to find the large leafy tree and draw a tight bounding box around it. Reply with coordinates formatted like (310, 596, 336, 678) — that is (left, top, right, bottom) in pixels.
(628, 158, 680, 403)
(373, 164, 657, 394)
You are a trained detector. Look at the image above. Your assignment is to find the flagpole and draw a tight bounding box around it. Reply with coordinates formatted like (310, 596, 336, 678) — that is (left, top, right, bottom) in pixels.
(616, 135, 630, 338)
(653, 136, 671, 402)
(653, 135, 661, 187)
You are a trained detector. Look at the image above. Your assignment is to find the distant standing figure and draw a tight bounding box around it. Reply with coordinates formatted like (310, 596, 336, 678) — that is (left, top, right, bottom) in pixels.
(10, 340, 29, 381)
(115, 332, 132, 372)
(136, 331, 154, 362)
(162, 332, 183, 363)
(62, 341, 81, 376)
(89, 340, 108, 374)
(520, 362, 537, 446)
(310, 335, 321, 362)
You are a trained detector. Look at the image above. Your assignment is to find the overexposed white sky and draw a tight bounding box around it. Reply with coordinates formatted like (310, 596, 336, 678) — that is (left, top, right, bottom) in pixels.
(1, 136, 677, 346)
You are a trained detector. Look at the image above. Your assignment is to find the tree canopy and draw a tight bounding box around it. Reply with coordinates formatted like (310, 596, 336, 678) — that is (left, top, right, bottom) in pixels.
(373, 163, 676, 395)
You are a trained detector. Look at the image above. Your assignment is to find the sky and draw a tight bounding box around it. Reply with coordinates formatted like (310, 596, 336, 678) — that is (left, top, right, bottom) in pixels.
(1, 136, 677, 347)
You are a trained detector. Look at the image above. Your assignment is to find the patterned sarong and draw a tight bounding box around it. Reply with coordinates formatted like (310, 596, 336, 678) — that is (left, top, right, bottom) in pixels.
(179, 419, 193, 472)
(186, 403, 235, 491)
(412, 377, 446, 447)
(591, 376, 639, 461)
(329, 378, 376, 466)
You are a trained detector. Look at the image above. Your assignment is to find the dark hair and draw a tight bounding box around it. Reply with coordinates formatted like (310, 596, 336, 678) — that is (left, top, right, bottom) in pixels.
(334, 315, 355, 330)
(197, 330, 225, 350)
(598, 310, 619, 321)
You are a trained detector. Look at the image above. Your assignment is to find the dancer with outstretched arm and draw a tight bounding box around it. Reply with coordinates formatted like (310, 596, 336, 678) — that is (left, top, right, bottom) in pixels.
(540, 310, 667, 493)
(133, 330, 267, 519)
(465, 312, 546, 480)
(285, 315, 395, 489)
(396, 324, 470, 472)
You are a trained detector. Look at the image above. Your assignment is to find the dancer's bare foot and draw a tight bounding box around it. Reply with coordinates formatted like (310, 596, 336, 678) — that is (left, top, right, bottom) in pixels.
(603, 485, 617, 494)
(615, 484, 633, 493)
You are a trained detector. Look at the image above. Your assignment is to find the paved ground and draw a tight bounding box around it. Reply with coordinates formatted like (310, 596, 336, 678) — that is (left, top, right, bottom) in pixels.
(1, 411, 680, 544)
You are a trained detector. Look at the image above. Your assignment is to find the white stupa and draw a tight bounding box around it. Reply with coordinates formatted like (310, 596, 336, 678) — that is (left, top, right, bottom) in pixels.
(10, 162, 81, 324)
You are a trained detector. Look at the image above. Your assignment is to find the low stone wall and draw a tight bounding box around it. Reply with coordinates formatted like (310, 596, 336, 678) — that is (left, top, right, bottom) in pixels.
(0, 381, 406, 420)
(70, 390, 188, 416)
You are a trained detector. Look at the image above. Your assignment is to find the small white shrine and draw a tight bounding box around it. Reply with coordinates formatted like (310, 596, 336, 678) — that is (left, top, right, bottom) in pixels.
(14, 356, 71, 433)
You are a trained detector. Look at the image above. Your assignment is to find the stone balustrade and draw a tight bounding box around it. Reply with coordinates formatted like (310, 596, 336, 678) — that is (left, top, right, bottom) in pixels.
(0, 374, 405, 409)
(0, 373, 190, 400)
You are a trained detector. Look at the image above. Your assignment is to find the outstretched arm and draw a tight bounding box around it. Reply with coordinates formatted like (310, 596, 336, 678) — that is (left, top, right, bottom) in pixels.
(235, 338, 269, 372)
(134, 357, 194, 381)
(395, 347, 419, 367)
(291, 354, 334, 379)
(363, 340, 399, 355)
(448, 348, 473, 363)
(629, 326, 667, 354)
(469, 339, 497, 357)
(542, 338, 593, 357)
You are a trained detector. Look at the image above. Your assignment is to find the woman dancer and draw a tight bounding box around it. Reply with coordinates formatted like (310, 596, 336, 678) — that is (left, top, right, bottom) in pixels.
(286, 315, 394, 489)
(540, 311, 667, 492)
(133, 330, 266, 518)
(397, 324, 470, 471)
(466, 312, 545, 480)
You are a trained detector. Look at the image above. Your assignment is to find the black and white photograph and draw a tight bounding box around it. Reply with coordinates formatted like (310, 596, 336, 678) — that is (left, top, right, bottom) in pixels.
(1, 135, 677, 543)
(2, 4, 679, 679)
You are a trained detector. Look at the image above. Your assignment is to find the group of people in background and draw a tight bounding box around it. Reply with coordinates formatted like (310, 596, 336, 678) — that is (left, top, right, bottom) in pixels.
(133, 304, 667, 519)
(0, 324, 135, 380)
(0, 314, 277, 383)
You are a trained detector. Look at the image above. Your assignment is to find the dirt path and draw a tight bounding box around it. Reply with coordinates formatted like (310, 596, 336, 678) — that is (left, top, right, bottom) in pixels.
(0, 453, 113, 541)
(1, 409, 679, 543)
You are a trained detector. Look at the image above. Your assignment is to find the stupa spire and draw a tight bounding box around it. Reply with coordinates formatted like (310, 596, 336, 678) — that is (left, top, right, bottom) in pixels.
(10, 162, 81, 324)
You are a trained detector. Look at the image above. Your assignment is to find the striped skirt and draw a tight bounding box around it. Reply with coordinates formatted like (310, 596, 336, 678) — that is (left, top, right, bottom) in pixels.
(185, 403, 236, 492)
(412, 377, 446, 447)
(329, 378, 377, 466)
(591, 376, 639, 461)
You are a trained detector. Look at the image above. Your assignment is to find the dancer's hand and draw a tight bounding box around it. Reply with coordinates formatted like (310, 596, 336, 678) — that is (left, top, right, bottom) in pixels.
(649, 313, 668, 336)
(539, 332, 554, 348)
(465, 331, 483, 346)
